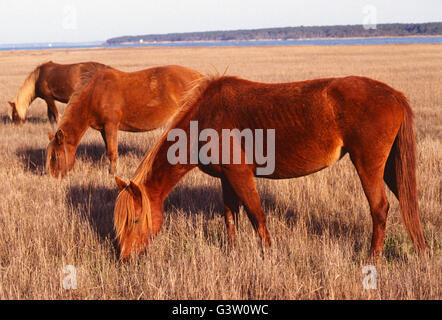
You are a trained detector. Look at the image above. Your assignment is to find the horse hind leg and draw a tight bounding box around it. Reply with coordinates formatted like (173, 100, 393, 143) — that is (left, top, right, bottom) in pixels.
(349, 151, 390, 260)
(43, 96, 59, 129)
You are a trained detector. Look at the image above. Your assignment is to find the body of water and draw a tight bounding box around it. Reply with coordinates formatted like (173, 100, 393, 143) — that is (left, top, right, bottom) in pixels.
(1, 36, 442, 51)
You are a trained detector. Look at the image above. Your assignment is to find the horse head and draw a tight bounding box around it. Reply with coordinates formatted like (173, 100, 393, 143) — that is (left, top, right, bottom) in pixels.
(46, 129, 75, 178)
(8, 101, 25, 125)
(114, 177, 153, 260)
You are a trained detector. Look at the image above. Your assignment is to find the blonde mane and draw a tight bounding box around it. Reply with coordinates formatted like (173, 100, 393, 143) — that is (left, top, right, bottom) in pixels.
(12, 65, 41, 120)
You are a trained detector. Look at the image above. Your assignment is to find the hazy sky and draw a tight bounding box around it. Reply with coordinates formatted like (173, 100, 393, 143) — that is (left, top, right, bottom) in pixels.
(0, 0, 441, 44)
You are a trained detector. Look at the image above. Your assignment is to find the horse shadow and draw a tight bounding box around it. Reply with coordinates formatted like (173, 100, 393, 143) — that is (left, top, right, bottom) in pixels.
(63, 182, 281, 254)
(66, 183, 119, 250)
(165, 184, 223, 218)
(15, 147, 46, 175)
(1, 114, 49, 125)
(15, 142, 144, 175)
(65, 179, 366, 258)
(76, 142, 145, 162)
(1, 115, 12, 124)
(164, 183, 364, 252)
(165, 183, 285, 219)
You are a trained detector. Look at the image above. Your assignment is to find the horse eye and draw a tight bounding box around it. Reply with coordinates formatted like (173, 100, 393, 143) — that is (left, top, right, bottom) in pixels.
(133, 218, 139, 224)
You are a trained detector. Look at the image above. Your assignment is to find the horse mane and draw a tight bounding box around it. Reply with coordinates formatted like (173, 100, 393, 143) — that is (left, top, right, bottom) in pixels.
(114, 187, 143, 238)
(131, 72, 222, 185)
(12, 63, 42, 119)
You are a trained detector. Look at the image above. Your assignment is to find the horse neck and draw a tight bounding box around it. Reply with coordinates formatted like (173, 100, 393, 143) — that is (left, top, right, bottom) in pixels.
(139, 142, 196, 211)
(136, 95, 201, 218)
(58, 99, 90, 149)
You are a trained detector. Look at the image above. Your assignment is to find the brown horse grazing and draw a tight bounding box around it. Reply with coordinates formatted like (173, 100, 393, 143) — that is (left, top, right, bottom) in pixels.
(114, 74, 427, 260)
(46, 65, 202, 178)
(8, 61, 106, 126)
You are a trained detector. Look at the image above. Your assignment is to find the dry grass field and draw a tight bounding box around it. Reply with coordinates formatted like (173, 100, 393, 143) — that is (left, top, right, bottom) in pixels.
(0, 44, 440, 299)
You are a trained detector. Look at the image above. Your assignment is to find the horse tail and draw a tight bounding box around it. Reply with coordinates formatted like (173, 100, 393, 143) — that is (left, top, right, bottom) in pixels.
(384, 93, 427, 254)
(11, 64, 41, 121)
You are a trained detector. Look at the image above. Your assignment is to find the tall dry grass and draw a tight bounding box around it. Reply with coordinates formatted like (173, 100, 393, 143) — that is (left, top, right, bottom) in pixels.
(0, 44, 440, 299)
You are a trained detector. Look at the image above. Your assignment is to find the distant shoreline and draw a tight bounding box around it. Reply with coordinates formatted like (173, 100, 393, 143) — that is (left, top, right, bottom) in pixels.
(1, 35, 441, 52)
(115, 34, 442, 45)
(106, 22, 442, 45)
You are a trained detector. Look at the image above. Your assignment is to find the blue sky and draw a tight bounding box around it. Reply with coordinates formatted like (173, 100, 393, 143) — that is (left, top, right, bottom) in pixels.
(0, 0, 441, 44)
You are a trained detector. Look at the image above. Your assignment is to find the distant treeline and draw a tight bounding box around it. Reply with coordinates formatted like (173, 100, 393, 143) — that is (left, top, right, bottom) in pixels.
(106, 22, 442, 44)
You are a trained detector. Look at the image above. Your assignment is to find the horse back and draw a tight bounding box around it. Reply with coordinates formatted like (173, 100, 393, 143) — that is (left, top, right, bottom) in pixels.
(36, 61, 106, 102)
(192, 76, 406, 179)
(84, 65, 202, 132)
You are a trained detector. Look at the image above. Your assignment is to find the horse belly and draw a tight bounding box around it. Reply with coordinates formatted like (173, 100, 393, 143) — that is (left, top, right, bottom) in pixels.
(119, 107, 177, 132)
(118, 121, 158, 132)
(268, 140, 344, 179)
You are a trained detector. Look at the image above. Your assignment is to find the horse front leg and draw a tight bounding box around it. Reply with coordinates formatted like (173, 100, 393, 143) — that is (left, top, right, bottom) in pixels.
(103, 123, 119, 174)
(222, 165, 272, 250)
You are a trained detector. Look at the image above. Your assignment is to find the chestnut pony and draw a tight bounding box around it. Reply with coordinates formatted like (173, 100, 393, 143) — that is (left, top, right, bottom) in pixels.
(46, 65, 202, 177)
(114, 74, 427, 260)
(8, 61, 106, 126)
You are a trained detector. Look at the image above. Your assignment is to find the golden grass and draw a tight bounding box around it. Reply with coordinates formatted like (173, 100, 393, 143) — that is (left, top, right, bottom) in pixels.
(0, 44, 440, 299)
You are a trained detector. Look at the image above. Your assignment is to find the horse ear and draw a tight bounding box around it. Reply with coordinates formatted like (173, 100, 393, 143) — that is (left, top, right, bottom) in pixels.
(8, 101, 15, 107)
(115, 176, 128, 191)
(48, 132, 54, 141)
(128, 180, 142, 204)
(55, 129, 65, 145)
